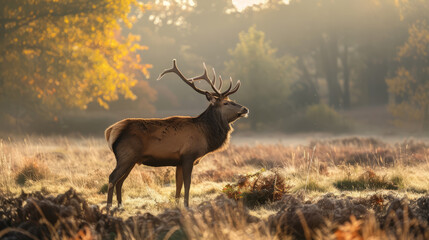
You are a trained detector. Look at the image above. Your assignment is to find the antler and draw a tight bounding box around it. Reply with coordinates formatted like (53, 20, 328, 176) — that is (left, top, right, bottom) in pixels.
(191, 63, 222, 96)
(157, 59, 241, 98)
(157, 59, 209, 96)
(223, 77, 241, 97)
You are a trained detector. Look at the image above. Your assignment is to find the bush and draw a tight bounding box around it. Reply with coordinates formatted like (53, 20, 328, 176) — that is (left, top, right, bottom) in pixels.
(296, 180, 328, 192)
(15, 160, 47, 185)
(391, 175, 405, 189)
(285, 104, 352, 132)
(222, 169, 293, 208)
(334, 169, 398, 191)
(99, 183, 109, 194)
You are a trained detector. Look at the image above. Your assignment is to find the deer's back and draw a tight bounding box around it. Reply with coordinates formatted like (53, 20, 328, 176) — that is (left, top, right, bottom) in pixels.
(107, 117, 209, 166)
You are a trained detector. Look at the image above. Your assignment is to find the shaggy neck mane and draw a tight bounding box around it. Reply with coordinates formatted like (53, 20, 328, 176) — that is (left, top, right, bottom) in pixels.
(196, 104, 232, 152)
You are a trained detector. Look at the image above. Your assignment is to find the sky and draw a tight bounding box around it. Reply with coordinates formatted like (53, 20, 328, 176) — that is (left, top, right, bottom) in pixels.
(232, 0, 267, 11)
(154, 1, 288, 12)
(232, 0, 290, 11)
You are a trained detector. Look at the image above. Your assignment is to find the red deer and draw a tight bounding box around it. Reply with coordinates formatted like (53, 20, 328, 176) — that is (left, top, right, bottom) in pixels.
(104, 59, 248, 208)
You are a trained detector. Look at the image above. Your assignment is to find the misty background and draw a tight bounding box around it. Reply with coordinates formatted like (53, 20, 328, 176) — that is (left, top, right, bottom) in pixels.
(1, 0, 429, 136)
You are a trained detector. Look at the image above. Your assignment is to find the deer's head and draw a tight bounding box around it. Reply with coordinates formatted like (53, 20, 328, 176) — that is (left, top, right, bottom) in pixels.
(158, 59, 249, 123)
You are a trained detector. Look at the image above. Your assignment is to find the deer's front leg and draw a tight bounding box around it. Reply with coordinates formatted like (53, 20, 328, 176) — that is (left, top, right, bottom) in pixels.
(182, 158, 194, 207)
(175, 165, 183, 203)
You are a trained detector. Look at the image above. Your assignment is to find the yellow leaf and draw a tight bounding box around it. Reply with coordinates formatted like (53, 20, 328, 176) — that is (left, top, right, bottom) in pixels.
(97, 97, 109, 109)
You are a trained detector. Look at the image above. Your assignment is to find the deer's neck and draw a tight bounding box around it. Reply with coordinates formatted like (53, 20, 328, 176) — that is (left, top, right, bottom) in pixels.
(196, 105, 232, 152)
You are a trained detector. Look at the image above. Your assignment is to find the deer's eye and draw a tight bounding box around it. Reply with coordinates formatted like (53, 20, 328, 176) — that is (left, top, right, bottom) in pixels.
(223, 102, 229, 105)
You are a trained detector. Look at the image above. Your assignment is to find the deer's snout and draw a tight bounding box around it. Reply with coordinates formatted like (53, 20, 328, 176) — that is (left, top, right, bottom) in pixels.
(240, 107, 249, 117)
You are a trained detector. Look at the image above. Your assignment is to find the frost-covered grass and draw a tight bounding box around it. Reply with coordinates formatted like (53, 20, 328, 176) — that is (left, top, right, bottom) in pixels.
(1, 135, 429, 218)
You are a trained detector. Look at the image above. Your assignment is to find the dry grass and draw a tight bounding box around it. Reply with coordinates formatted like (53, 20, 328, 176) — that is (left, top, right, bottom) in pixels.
(1, 136, 429, 239)
(1, 136, 429, 212)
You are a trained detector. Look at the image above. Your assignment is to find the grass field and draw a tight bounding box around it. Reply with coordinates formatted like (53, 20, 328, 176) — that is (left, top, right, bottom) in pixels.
(1, 135, 429, 239)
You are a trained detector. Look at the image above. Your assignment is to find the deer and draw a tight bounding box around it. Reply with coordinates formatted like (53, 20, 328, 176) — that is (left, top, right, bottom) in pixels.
(104, 59, 249, 208)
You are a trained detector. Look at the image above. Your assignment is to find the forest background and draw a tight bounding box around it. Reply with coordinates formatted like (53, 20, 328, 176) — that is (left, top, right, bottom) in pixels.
(1, 0, 429, 135)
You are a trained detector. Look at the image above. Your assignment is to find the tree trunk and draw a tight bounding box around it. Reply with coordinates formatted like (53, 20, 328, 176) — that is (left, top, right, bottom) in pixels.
(341, 41, 350, 109)
(366, 58, 388, 105)
(0, 29, 5, 88)
(423, 105, 429, 131)
(297, 56, 319, 103)
(319, 36, 342, 108)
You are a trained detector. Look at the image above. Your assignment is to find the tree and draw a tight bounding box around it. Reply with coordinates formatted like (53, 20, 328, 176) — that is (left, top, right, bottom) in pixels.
(386, 20, 429, 129)
(130, 0, 253, 111)
(225, 26, 298, 128)
(252, 0, 404, 108)
(0, 0, 154, 122)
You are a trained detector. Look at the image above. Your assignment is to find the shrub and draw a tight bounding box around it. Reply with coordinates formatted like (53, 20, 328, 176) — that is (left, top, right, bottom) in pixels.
(334, 169, 398, 191)
(334, 179, 366, 191)
(99, 183, 109, 194)
(15, 160, 47, 185)
(391, 175, 405, 189)
(406, 187, 427, 194)
(222, 169, 293, 208)
(296, 180, 328, 192)
(285, 104, 352, 132)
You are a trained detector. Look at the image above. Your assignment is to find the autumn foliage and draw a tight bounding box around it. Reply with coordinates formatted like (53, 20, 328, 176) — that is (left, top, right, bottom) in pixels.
(386, 1, 429, 129)
(0, 0, 154, 119)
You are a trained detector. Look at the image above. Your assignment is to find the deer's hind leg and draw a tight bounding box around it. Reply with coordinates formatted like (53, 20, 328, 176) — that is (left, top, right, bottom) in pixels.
(107, 138, 140, 208)
(107, 161, 134, 207)
(115, 163, 135, 207)
(175, 165, 183, 203)
(182, 158, 194, 207)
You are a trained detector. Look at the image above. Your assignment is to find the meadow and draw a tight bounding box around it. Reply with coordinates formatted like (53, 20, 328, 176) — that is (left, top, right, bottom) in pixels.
(1, 135, 429, 239)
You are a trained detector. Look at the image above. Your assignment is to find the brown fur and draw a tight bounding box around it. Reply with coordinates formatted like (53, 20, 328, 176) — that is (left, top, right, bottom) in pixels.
(111, 117, 209, 166)
(107, 105, 231, 167)
(105, 120, 128, 151)
(197, 104, 232, 152)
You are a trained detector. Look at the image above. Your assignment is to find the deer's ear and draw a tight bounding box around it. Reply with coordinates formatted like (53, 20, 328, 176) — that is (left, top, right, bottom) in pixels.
(206, 93, 216, 105)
